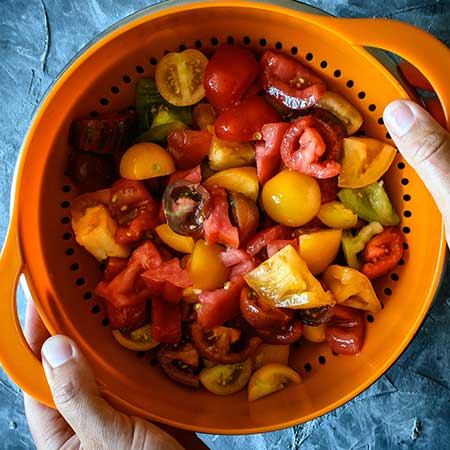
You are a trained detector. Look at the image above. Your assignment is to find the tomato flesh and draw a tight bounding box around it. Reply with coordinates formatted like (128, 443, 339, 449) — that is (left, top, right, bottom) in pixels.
(215, 96, 280, 142)
(204, 44, 259, 110)
(151, 298, 182, 344)
(260, 51, 326, 110)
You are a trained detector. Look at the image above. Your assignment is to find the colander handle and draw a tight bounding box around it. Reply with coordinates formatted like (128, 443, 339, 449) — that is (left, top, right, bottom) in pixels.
(312, 16, 450, 129)
(0, 220, 54, 407)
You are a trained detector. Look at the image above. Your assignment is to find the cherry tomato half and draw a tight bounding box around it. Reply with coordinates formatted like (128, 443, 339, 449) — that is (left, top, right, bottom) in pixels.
(361, 227, 404, 279)
(215, 96, 280, 142)
(167, 129, 212, 169)
(255, 319, 303, 345)
(204, 44, 259, 110)
(260, 51, 326, 110)
(155, 49, 208, 106)
(229, 193, 260, 246)
(240, 287, 294, 329)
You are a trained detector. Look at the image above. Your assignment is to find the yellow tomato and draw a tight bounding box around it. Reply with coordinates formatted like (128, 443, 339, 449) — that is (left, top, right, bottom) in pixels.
(155, 224, 194, 254)
(261, 170, 321, 227)
(208, 137, 255, 171)
(248, 363, 302, 402)
(316, 91, 363, 135)
(252, 344, 290, 370)
(203, 166, 259, 201)
(298, 229, 343, 275)
(317, 201, 358, 229)
(186, 240, 230, 291)
(302, 324, 326, 343)
(199, 359, 253, 395)
(120, 142, 175, 180)
(338, 137, 397, 188)
(112, 324, 159, 351)
(155, 49, 208, 106)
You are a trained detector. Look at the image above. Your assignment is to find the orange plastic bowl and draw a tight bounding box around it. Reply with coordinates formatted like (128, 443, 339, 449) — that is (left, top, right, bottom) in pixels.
(0, 0, 449, 434)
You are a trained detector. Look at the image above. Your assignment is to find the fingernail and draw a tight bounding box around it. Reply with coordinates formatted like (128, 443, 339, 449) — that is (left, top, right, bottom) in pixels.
(42, 336, 74, 368)
(384, 102, 415, 137)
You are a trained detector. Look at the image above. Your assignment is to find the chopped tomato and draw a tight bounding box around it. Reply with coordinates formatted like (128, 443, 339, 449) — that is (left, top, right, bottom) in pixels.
(280, 115, 341, 179)
(167, 130, 212, 169)
(229, 193, 260, 247)
(162, 283, 184, 304)
(215, 96, 280, 142)
(191, 323, 262, 364)
(196, 276, 246, 329)
(106, 302, 147, 329)
(109, 179, 159, 244)
(361, 227, 404, 279)
(95, 241, 162, 308)
(151, 298, 182, 344)
(317, 177, 339, 204)
(255, 320, 303, 344)
(229, 257, 259, 279)
(142, 258, 192, 288)
(155, 49, 208, 106)
(326, 305, 365, 355)
(246, 225, 292, 256)
(240, 287, 294, 329)
(103, 257, 128, 282)
(255, 123, 290, 185)
(266, 239, 298, 258)
(220, 248, 250, 267)
(203, 187, 239, 248)
(260, 51, 326, 110)
(168, 165, 202, 184)
(204, 44, 259, 110)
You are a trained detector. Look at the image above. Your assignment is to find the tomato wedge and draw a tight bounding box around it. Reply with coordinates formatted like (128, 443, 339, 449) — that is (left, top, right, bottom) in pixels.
(156, 49, 208, 106)
(361, 227, 404, 279)
(260, 51, 326, 110)
(151, 298, 182, 344)
(167, 130, 212, 169)
(280, 115, 342, 179)
(204, 44, 259, 110)
(215, 96, 280, 142)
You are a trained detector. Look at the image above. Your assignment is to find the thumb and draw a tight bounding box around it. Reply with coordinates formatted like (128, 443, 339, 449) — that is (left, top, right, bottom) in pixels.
(41, 335, 184, 450)
(384, 100, 450, 242)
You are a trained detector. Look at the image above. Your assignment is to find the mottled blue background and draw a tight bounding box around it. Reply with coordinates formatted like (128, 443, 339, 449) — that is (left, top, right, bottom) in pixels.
(1, 1, 449, 449)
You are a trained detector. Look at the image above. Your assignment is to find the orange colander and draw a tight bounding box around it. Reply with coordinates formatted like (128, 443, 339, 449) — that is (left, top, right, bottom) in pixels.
(0, 0, 449, 435)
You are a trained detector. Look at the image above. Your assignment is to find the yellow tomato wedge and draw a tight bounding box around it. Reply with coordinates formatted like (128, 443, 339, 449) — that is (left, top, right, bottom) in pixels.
(199, 359, 253, 395)
(155, 49, 208, 106)
(72, 204, 129, 261)
(252, 344, 290, 370)
(303, 324, 326, 343)
(262, 170, 321, 227)
(338, 137, 397, 188)
(316, 91, 363, 135)
(317, 201, 358, 229)
(186, 240, 230, 291)
(112, 324, 159, 351)
(208, 136, 255, 171)
(248, 363, 302, 402)
(120, 142, 175, 180)
(155, 224, 194, 254)
(298, 229, 343, 275)
(203, 166, 259, 201)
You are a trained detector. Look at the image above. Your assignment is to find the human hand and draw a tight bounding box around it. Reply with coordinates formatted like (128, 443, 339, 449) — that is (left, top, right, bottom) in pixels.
(384, 100, 450, 243)
(23, 300, 209, 450)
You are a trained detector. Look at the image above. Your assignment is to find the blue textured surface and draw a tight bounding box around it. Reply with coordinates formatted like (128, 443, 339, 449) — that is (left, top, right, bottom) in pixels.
(0, 1, 449, 449)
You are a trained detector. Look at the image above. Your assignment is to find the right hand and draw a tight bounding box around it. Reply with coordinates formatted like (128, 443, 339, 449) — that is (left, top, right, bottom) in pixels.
(384, 99, 450, 243)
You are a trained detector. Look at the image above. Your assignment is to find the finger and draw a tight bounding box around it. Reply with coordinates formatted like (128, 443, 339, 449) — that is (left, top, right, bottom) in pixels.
(41, 335, 184, 450)
(24, 299, 50, 358)
(384, 100, 450, 242)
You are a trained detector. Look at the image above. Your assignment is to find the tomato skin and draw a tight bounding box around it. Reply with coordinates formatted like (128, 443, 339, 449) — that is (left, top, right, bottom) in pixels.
(151, 298, 182, 344)
(106, 302, 147, 329)
(167, 130, 212, 169)
(203, 187, 240, 249)
(204, 44, 259, 110)
(255, 123, 290, 185)
(260, 51, 326, 110)
(246, 225, 292, 257)
(104, 257, 128, 282)
(313, 108, 347, 162)
(326, 305, 365, 355)
(255, 319, 303, 344)
(191, 323, 262, 364)
(361, 227, 404, 279)
(280, 115, 341, 179)
(240, 287, 294, 329)
(215, 96, 280, 142)
(197, 276, 246, 329)
(168, 165, 202, 184)
(229, 193, 260, 246)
